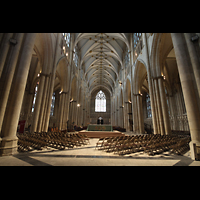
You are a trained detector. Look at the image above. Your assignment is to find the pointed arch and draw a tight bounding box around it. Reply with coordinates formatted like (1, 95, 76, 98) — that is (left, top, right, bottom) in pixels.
(95, 90, 106, 112)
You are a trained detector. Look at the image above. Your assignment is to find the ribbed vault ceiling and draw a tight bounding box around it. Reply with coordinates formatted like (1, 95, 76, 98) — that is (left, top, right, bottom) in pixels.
(74, 33, 131, 95)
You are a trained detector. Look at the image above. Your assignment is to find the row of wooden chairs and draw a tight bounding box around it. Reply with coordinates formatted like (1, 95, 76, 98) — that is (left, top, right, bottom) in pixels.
(96, 134, 191, 156)
(171, 130, 190, 136)
(17, 131, 89, 152)
(169, 136, 191, 155)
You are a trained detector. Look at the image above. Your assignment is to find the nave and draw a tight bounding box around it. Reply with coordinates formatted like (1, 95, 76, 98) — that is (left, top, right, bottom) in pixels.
(1, 33, 200, 162)
(0, 132, 199, 166)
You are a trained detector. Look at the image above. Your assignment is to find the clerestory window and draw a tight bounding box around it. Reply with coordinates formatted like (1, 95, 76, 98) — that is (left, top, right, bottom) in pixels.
(133, 33, 142, 48)
(62, 33, 70, 47)
(73, 46, 79, 67)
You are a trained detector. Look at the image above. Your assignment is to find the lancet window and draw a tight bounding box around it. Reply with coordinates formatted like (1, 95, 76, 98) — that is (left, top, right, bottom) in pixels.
(32, 82, 39, 112)
(146, 93, 152, 118)
(50, 92, 56, 116)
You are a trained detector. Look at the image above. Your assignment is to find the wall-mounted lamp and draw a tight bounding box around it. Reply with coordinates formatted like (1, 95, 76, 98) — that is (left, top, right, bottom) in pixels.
(161, 74, 166, 80)
(77, 104, 80, 107)
(59, 90, 63, 94)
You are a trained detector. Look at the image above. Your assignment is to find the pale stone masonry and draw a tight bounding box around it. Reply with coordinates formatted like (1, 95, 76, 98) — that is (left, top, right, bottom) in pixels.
(0, 33, 199, 160)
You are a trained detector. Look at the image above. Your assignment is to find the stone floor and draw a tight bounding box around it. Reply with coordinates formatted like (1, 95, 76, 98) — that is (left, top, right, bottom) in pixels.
(0, 132, 200, 166)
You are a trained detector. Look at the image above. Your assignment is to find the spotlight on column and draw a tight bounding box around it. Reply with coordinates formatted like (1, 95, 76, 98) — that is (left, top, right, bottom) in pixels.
(77, 104, 80, 107)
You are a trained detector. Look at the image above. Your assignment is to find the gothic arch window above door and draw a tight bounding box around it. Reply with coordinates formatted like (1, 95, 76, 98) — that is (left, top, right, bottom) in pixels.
(95, 90, 106, 112)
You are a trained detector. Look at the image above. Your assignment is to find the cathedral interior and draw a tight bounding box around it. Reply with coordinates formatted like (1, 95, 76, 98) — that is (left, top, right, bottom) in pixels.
(0, 33, 200, 166)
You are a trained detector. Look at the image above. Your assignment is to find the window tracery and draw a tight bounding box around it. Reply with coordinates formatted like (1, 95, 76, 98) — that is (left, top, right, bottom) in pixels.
(133, 33, 143, 63)
(95, 90, 106, 112)
(133, 33, 142, 48)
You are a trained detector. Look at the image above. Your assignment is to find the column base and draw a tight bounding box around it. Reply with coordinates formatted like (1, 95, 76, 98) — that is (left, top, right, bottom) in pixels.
(189, 141, 200, 161)
(0, 136, 18, 156)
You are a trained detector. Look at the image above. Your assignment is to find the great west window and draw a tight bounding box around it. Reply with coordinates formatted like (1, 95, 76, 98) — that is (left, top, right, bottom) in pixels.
(95, 90, 106, 112)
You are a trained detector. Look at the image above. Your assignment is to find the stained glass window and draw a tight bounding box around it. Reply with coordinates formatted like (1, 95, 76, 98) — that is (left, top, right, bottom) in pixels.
(73, 46, 79, 67)
(146, 93, 152, 118)
(32, 82, 39, 112)
(62, 33, 70, 47)
(95, 90, 106, 112)
(50, 92, 56, 116)
(133, 33, 142, 48)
